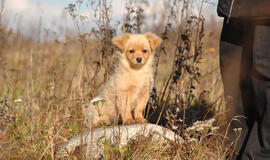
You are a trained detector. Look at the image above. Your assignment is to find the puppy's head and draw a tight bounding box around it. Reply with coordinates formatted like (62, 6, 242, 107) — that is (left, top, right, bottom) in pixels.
(112, 32, 162, 69)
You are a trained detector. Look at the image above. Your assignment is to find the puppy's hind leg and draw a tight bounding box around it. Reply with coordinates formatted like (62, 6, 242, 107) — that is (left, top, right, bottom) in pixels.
(86, 103, 101, 128)
(88, 98, 111, 127)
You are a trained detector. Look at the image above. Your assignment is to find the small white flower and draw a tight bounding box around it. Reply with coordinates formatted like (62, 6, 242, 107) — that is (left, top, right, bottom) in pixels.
(196, 127, 204, 132)
(14, 98, 22, 103)
(90, 97, 106, 104)
(171, 125, 178, 130)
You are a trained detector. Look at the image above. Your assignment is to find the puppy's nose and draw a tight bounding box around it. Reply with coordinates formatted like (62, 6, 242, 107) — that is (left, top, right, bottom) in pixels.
(136, 57, 142, 63)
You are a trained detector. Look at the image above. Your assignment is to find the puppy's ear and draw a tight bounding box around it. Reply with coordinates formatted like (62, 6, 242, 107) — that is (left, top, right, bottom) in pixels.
(144, 32, 162, 51)
(112, 34, 130, 51)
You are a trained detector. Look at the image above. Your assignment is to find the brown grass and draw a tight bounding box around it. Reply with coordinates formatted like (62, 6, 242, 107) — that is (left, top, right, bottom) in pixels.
(0, 0, 236, 159)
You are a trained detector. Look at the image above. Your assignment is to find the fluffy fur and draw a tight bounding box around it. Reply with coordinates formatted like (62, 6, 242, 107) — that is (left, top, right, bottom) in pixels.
(86, 33, 162, 127)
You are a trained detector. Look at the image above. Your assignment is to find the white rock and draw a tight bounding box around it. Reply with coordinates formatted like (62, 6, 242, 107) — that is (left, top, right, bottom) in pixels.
(57, 123, 182, 159)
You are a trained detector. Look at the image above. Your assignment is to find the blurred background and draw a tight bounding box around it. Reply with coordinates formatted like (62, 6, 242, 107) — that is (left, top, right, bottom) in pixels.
(3, 0, 222, 40)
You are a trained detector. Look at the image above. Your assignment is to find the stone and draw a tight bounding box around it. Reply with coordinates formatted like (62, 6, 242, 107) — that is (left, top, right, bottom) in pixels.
(57, 123, 182, 159)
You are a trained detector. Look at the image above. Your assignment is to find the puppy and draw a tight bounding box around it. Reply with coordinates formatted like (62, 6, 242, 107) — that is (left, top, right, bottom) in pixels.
(86, 32, 162, 127)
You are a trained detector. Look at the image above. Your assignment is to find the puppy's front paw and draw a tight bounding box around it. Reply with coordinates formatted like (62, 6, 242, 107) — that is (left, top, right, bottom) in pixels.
(123, 118, 136, 124)
(135, 117, 147, 123)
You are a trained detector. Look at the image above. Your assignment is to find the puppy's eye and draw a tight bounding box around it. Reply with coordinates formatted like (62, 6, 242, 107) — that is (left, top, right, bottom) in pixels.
(142, 49, 147, 53)
(129, 49, 135, 54)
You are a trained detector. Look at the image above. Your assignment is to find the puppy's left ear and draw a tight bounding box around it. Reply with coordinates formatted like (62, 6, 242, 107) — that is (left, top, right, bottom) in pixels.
(112, 34, 130, 51)
(144, 32, 162, 51)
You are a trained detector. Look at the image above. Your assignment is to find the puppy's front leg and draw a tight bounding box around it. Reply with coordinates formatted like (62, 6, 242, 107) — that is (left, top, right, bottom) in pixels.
(118, 94, 135, 124)
(134, 88, 149, 123)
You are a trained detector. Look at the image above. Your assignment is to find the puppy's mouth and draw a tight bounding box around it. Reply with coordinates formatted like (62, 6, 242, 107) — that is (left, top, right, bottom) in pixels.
(129, 61, 145, 69)
(135, 60, 145, 66)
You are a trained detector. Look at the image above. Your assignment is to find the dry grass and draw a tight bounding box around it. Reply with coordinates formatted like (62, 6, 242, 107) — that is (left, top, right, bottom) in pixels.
(0, 0, 236, 159)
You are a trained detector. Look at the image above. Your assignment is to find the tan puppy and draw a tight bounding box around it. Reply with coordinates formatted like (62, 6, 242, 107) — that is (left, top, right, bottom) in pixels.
(86, 33, 162, 127)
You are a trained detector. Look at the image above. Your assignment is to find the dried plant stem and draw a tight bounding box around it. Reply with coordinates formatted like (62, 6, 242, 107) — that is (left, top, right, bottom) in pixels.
(28, 50, 33, 140)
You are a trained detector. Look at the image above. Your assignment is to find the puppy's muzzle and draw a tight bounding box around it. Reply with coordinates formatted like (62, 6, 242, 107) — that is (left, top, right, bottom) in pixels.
(136, 57, 142, 63)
